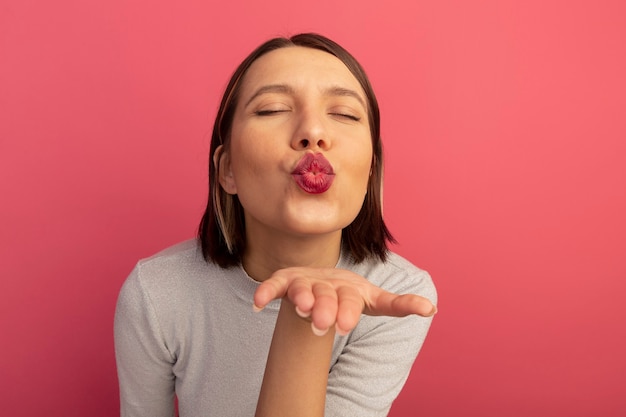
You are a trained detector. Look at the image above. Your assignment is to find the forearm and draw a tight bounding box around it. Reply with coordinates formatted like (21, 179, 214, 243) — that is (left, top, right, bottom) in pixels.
(255, 298, 335, 417)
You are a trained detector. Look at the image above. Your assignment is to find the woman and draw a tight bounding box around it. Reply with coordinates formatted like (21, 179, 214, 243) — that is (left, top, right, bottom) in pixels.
(115, 33, 437, 417)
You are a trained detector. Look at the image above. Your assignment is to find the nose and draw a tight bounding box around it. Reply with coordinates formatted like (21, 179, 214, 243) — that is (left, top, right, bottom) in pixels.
(290, 110, 331, 151)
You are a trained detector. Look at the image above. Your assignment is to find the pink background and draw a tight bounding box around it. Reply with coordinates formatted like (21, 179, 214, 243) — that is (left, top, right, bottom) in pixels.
(2, 0, 625, 416)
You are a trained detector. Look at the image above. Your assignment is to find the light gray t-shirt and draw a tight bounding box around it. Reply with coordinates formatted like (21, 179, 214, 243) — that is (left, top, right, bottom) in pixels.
(114, 239, 436, 417)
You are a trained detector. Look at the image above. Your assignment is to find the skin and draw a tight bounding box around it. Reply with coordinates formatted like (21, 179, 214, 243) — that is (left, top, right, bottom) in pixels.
(216, 46, 436, 417)
(219, 46, 373, 279)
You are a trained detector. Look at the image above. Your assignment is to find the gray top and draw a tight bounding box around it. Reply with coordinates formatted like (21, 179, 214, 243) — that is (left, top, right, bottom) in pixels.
(114, 239, 437, 417)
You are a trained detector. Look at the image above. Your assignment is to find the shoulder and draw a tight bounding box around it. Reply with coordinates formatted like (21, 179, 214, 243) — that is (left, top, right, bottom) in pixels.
(136, 238, 206, 273)
(120, 239, 227, 307)
(133, 238, 219, 282)
(344, 251, 437, 304)
(116, 239, 243, 345)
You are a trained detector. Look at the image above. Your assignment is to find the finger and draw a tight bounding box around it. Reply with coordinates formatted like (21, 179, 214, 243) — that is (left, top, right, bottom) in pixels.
(286, 278, 315, 318)
(309, 283, 338, 336)
(367, 291, 437, 318)
(253, 273, 290, 311)
(335, 286, 364, 335)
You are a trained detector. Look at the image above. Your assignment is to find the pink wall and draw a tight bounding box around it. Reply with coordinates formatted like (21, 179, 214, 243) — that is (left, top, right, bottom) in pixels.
(2, 1, 625, 415)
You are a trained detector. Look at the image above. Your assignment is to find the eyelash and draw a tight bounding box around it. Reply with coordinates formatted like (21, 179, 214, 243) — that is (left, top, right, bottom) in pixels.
(255, 110, 360, 122)
(331, 113, 360, 122)
(255, 110, 286, 116)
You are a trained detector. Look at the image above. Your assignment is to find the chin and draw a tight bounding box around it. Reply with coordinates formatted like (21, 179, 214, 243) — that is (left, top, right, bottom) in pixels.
(281, 214, 355, 239)
(283, 220, 340, 236)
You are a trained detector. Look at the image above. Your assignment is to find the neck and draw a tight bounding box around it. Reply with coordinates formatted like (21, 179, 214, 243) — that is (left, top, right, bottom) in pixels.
(242, 230, 342, 282)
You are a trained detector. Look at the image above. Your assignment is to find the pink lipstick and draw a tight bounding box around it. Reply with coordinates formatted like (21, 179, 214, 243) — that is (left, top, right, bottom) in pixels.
(291, 153, 335, 194)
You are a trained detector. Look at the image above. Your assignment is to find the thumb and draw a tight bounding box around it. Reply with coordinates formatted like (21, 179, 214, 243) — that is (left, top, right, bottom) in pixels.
(366, 291, 437, 318)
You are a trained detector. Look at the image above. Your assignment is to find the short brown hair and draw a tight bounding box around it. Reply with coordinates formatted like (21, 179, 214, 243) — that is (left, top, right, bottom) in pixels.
(198, 33, 394, 267)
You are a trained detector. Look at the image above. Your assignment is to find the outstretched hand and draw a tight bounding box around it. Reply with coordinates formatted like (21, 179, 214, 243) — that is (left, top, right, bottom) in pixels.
(253, 267, 437, 336)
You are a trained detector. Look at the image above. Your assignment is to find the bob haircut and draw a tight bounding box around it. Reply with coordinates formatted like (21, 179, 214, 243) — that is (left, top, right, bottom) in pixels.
(198, 33, 395, 267)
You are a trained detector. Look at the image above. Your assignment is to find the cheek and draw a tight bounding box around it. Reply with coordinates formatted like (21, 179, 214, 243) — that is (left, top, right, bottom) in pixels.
(352, 145, 374, 183)
(339, 149, 373, 206)
(229, 128, 270, 178)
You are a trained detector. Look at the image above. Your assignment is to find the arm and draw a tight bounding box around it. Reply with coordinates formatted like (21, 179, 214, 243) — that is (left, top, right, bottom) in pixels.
(114, 267, 176, 417)
(253, 267, 436, 417)
(325, 313, 433, 416)
(325, 266, 437, 416)
(255, 298, 335, 417)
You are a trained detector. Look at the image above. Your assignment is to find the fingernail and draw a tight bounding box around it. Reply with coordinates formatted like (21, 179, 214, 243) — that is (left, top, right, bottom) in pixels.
(253, 304, 263, 313)
(335, 324, 349, 336)
(429, 305, 438, 316)
(295, 306, 311, 318)
(311, 323, 329, 336)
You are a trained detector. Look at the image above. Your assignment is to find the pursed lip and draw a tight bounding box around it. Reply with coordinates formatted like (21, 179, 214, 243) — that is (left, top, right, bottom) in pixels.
(291, 152, 335, 194)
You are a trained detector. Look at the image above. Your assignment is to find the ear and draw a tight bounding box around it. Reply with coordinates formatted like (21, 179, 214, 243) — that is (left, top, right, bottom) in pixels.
(214, 145, 237, 195)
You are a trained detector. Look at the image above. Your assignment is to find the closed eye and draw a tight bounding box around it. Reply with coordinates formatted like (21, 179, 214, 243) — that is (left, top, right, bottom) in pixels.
(255, 109, 289, 116)
(330, 113, 361, 122)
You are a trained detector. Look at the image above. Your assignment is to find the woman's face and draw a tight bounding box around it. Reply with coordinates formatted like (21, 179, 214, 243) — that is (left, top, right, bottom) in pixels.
(219, 46, 373, 241)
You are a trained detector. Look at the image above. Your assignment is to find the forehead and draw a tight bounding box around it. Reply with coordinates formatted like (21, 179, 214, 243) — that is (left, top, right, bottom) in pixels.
(239, 46, 364, 97)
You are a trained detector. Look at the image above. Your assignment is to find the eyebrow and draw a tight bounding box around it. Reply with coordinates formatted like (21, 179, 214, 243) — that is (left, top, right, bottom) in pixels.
(245, 84, 295, 108)
(324, 86, 367, 110)
(244, 83, 367, 110)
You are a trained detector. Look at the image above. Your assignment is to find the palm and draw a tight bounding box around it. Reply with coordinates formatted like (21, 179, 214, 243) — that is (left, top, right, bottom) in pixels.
(254, 267, 436, 336)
